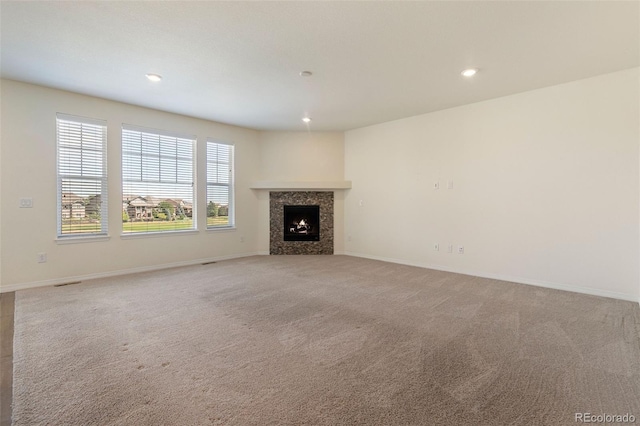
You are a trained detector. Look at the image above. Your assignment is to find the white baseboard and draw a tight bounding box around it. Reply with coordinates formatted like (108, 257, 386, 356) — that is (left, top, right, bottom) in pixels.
(0, 252, 262, 293)
(342, 251, 639, 304)
(255, 251, 343, 256)
(6, 250, 637, 307)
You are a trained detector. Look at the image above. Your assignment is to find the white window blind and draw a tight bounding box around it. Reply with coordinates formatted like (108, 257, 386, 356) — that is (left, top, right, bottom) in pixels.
(122, 125, 195, 233)
(206, 141, 234, 228)
(56, 113, 108, 237)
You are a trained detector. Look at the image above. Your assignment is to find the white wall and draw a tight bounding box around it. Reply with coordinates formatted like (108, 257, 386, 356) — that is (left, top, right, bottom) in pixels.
(345, 68, 640, 301)
(255, 131, 346, 254)
(257, 131, 344, 181)
(0, 80, 261, 291)
(4, 70, 639, 302)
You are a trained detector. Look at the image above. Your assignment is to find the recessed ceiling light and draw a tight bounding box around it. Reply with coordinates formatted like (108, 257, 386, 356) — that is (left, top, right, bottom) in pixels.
(145, 73, 163, 82)
(299, 71, 313, 77)
(302, 117, 312, 123)
(461, 68, 478, 77)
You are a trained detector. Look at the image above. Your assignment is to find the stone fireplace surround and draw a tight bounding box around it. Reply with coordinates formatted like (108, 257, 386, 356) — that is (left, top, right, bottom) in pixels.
(270, 191, 334, 255)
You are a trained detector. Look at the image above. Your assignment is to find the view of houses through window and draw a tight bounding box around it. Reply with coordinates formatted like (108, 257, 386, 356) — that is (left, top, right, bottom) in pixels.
(58, 117, 233, 236)
(57, 114, 108, 237)
(122, 126, 195, 233)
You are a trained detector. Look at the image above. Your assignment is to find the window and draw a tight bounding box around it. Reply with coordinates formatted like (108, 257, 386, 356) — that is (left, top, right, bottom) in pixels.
(56, 114, 108, 238)
(206, 140, 234, 228)
(122, 125, 195, 234)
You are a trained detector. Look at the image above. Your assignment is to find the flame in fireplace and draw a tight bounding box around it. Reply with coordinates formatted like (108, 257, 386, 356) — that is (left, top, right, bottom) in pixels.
(290, 218, 312, 234)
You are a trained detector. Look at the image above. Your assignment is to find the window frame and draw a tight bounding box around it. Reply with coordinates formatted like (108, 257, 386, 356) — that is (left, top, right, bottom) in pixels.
(121, 124, 196, 236)
(56, 113, 108, 240)
(206, 139, 235, 230)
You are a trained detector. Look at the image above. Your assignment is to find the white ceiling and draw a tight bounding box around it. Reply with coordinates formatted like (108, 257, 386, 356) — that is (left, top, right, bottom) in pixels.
(1, 1, 638, 131)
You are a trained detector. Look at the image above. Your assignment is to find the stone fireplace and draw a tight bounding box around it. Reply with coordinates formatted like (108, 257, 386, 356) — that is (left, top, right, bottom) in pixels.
(270, 191, 333, 255)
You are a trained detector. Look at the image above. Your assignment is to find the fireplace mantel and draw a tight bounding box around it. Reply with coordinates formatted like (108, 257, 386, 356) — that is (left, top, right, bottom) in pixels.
(250, 181, 351, 191)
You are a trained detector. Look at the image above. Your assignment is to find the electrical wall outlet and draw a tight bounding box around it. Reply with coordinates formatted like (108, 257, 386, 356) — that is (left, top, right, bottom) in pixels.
(20, 197, 33, 208)
(458, 246, 464, 254)
(37, 252, 47, 263)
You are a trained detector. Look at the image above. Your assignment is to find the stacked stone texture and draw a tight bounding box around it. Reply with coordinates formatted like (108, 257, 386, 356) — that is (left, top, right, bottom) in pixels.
(270, 191, 334, 255)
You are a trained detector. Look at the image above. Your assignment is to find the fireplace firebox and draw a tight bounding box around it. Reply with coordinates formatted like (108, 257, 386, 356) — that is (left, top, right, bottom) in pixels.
(283, 205, 320, 241)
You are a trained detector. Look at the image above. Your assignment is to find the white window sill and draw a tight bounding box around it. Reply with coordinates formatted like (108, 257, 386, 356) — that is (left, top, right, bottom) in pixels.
(56, 235, 111, 245)
(120, 229, 199, 239)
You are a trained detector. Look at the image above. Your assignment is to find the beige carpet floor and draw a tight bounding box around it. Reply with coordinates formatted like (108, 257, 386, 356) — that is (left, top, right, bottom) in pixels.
(11, 255, 640, 425)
